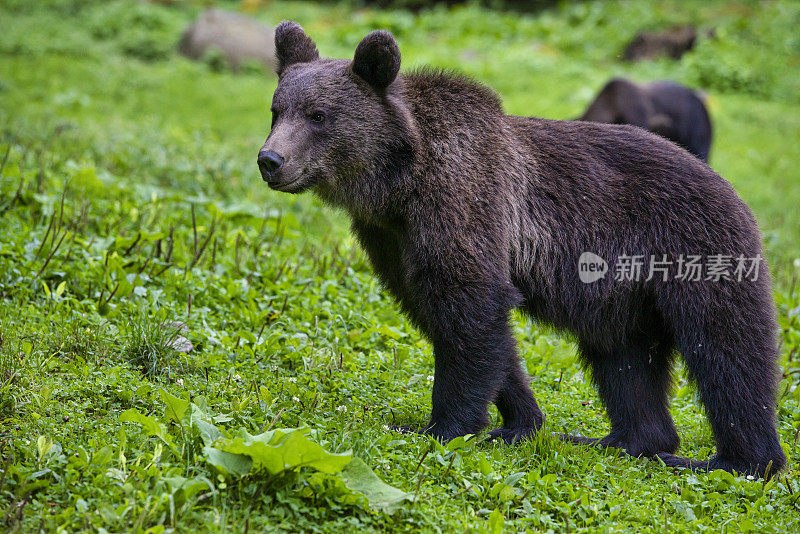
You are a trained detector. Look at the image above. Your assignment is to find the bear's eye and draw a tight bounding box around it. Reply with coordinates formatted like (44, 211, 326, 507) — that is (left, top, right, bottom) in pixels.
(310, 111, 325, 124)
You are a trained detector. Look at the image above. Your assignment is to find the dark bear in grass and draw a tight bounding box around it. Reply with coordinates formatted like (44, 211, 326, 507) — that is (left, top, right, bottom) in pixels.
(257, 22, 786, 478)
(622, 26, 698, 62)
(578, 78, 713, 162)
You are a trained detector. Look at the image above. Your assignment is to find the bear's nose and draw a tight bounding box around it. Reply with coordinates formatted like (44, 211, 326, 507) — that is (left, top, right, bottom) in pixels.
(257, 150, 284, 179)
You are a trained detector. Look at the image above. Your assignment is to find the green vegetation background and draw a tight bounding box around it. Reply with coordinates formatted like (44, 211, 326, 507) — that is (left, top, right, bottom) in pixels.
(1, 0, 799, 532)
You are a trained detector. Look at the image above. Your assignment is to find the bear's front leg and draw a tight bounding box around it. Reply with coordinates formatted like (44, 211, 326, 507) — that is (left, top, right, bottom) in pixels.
(395, 220, 545, 442)
(490, 360, 545, 443)
(424, 337, 504, 440)
(412, 281, 526, 442)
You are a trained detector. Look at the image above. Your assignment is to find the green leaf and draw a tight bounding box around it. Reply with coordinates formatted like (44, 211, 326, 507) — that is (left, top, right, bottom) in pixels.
(189, 405, 222, 446)
(479, 455, 492, 476)
(72, 166, 104, 193)
(159, 388, 189, 424)
(341, 458, 414, 514)
(119, 408, 173, 448)
(135, 383, 152, 398)
(498, 484, 516, 503)
(164, 475, 214, 500)
(446, 436, 469, 451)
(490, 481, 516, 503)
(541, 473, 558, 486)
(214, 428, 352, 476)
(488, 508, 505, 534)
(36, 435, 53, 460)
(203, 447, 252, 477)
(378, 325, 406, 340)
(503, 472, 525, 487)
(91, 446, 113, 466)
(739, 518, 756, 532)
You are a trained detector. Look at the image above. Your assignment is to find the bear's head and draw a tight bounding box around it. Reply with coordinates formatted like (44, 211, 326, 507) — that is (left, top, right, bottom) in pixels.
(258, 22, 412, 212)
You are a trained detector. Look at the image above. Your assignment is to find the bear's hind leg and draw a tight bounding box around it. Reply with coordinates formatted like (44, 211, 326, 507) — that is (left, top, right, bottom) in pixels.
(674, 326, 786, 478)
(566, 338, 680, 457)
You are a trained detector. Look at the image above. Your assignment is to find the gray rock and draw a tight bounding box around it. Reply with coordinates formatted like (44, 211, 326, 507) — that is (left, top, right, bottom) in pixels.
(178, 9, 276, 72)
(169, 335, 194, 354)
(162, 321, 193, 353)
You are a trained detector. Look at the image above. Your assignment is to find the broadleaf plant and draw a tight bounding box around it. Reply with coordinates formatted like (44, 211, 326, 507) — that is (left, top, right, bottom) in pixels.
(120, 388, 413, 513)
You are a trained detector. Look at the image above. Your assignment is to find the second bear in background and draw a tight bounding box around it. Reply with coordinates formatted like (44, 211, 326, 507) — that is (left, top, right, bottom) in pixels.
(578, 78, 712, 162)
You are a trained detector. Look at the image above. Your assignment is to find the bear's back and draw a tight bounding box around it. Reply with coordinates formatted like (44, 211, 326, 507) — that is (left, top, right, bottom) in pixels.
(401, 68, 506, 137)
(506, 116, 759, 262)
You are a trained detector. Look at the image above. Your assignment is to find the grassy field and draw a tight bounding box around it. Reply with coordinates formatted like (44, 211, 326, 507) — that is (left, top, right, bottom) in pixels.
(1, 0, 800, 532)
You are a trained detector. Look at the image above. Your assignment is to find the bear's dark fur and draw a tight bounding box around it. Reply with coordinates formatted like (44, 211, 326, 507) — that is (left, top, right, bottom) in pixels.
(623, 26, 697, 62)
(257, 22, 786, 478)
(578, 78, 713, 162)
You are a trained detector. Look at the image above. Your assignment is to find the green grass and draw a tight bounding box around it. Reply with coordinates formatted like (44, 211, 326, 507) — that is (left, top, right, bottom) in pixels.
(1, 0, 800, 532)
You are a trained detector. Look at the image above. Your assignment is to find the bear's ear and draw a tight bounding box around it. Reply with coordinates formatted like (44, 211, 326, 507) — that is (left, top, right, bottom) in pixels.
(274, 21, 319, 76)
(352, 30, 401, 90)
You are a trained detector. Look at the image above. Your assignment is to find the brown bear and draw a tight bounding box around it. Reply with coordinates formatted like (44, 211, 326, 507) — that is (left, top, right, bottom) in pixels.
(578, 78, 713, 162)
(622, 26, 698, 62)
(257, 22, 786, 478)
